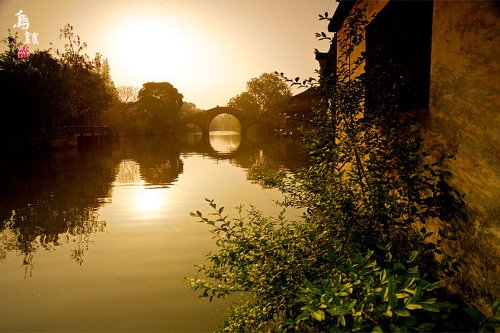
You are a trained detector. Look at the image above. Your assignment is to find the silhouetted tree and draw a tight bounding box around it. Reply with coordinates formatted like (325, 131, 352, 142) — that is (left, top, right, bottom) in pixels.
(228, 72, 292, 121)
(0, 25, 116, 145)
(93, 52, 118, 105)
(116, 85, 138, 103)
(53, 24, 114, 127)
(227, 91, 260, 114)
(180, 101, 202, 116)
(137, 81, 183, 134)
(246, 72, 292, 114)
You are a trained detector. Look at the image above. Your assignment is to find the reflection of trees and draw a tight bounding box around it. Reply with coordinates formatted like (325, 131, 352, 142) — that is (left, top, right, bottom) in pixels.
(0, 133, 307, 276)
(179, 132, 311, 183)
(245, 137, 310, 173)
(0, 145, 118, 273)
(144, 159, 183, 185)
(246, 150, 285, 188)
(116, 136, 184, 186)
(3, 200, 105, 270)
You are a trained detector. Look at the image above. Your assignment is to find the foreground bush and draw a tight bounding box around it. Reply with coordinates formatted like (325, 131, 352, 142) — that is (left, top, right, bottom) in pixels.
(187, 6, 500, 332)
(187, 200, 499, 332)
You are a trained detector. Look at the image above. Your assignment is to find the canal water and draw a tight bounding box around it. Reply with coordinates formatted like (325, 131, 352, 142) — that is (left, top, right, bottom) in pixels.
(0, 131, 310, 332)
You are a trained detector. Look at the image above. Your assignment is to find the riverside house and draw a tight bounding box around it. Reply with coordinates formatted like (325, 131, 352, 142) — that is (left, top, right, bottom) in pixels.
(320, 0, 499, 316)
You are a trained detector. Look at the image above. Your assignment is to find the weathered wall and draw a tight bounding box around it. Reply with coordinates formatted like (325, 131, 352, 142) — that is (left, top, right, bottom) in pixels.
(331, 0, 499, 314)
(425, 0, 500, 312)
(334, 0, 389, 78)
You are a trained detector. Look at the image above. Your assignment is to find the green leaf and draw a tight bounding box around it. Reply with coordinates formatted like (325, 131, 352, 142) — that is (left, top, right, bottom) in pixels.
(421, 297, 437, 304)
(331, 291, 341, 306)
(356, 252, 363, 266)
(305, 279, 315, 291)
(372, 325, 384, 333)
(393, 262, 406, 271)
(408, 251, 419, 263)
(425, 281, 442, 291)
(297, 310, 310, 321)
(414, 286, 423, 302)
(394, 308, 411, 317)
(419, 303, 440, 312)
(381, 286, 389, 301)
(387, 276, 398, 308)
(403, 277, 415, 290)
(365, 260, 377, 269)
(492, 299, 500, 314)
(338, 314, 346, 326)
(405, 303, 422, 310)
(416, 323, 435, 331)
(312, 310, 325, 321)
(380, 269, 387, 283)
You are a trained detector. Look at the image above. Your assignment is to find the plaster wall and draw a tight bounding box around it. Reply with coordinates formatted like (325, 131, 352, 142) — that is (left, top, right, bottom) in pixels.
(334, 0, 389, 78)
(332, 0, 499, 313)
(425, 0, 500, 309)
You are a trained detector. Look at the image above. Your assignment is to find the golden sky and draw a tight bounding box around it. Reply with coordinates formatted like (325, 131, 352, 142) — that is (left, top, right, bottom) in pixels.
(0, 0, 335, 109)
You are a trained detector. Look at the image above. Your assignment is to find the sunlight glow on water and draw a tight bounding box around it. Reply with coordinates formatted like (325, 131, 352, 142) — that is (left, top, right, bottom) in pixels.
(133, 187, 166, 213)
(209, 130, 241, 153)
(113, 160, 173, 221)
(0, 134, 309, 332)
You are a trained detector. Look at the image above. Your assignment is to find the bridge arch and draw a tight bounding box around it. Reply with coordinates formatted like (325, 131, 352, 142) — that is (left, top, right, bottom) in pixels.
(179, 106, 267, 137)
(207, 112, 242, 132)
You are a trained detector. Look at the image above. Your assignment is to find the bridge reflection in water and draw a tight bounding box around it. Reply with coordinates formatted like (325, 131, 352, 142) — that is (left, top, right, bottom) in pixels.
(0, 130, 310, 332)
(181, 126, 270, 158)
(209, 131, 241, 154)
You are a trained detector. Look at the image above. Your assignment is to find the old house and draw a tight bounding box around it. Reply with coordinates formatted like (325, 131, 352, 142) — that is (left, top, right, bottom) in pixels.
(282, 87, 319, 131)
(322, 0, 499, 315)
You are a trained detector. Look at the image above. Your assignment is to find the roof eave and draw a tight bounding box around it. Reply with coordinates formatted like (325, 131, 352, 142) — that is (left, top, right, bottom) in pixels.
(328, 0, 357, 32)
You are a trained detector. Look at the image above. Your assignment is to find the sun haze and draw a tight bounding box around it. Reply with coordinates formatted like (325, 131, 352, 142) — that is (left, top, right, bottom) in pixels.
(0, 0, 334, 109)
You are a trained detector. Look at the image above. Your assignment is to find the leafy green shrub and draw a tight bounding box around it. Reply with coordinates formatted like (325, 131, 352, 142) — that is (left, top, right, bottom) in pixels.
(187, 199, 329, 331)
(296, 246, 453, 332)
(187, 5, 500, 332)
(187, 200, 499, 332)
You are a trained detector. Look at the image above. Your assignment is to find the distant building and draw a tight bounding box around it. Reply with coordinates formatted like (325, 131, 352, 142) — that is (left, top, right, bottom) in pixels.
(322, 0, 499, 315)
(285, 88, 319, 116)
(281, 88, 320, 133)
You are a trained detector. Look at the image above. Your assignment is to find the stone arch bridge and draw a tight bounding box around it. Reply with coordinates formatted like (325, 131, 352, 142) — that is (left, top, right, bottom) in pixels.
(178, 106, 266, 136)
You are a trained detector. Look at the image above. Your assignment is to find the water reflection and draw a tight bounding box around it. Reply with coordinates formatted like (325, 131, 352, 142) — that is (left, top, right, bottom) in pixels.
(180, 130, 309, 172)
(114, 160, 173, 221)
(0, 132, 311, 332)
(209, 130, 241, 153)
(116, 136, 184, 186)
(0, 133, 309, 275)
(0, 147, 113, 270)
